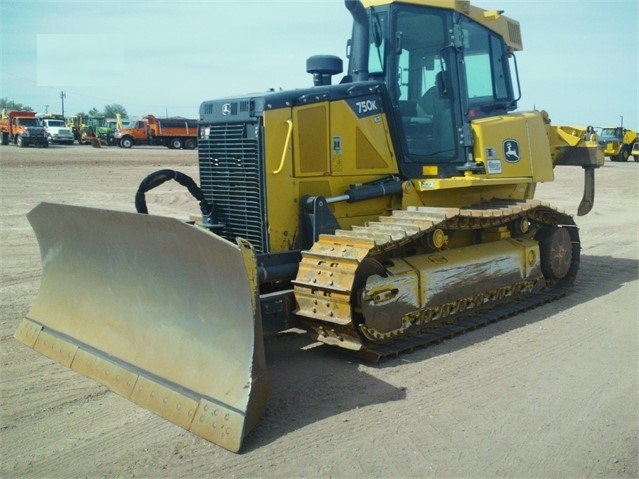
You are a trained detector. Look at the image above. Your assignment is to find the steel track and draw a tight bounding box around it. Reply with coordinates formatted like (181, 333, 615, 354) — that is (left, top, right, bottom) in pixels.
(294, 199, 580, 361)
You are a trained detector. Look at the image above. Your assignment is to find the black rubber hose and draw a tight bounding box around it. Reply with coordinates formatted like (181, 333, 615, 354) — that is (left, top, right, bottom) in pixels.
(135, 169, 212, 216)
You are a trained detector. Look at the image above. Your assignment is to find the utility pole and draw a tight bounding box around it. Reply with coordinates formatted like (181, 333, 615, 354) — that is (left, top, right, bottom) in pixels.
(45, 105, 49, 114)
(60, 91, 66, 117)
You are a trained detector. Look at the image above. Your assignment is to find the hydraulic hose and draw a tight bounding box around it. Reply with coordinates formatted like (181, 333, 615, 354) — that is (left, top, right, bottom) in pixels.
(135, 169, 212, 216)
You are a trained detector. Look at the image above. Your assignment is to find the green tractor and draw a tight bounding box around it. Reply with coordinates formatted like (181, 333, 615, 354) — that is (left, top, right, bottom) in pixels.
(82, 115, 127, 146)
(84, 116, 111, 146)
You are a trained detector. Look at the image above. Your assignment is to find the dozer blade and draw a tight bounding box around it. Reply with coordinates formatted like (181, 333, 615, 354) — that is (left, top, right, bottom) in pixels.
(15, 202, 269, 453)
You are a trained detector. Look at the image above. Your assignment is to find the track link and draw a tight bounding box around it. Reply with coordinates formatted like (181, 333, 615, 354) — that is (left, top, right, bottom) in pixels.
(293, 199, 579, 360)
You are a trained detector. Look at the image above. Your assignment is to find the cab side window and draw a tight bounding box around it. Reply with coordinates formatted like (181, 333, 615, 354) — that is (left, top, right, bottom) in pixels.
(461, 19, 512, 116)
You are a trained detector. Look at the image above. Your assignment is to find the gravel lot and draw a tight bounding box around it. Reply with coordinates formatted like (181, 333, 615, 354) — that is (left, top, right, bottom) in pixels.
(1, 144, 637, 478)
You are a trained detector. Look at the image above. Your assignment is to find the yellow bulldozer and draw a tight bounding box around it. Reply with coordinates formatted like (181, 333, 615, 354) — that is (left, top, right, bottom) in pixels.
(15, 0, 603, 453)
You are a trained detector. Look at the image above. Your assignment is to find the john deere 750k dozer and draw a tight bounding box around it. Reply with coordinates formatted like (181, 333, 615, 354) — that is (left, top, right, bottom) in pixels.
(16, 0, 603, 452)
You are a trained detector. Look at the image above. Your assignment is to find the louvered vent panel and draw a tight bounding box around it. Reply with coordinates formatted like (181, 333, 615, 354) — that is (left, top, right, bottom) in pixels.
(198, 121, 267, 253)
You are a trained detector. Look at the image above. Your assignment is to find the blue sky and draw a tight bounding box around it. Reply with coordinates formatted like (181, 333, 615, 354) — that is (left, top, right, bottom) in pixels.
(1, 0, 637, 128)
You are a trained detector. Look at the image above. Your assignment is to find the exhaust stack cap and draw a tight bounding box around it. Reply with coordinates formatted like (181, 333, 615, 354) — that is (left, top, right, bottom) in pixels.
(307, 55, 343, 86)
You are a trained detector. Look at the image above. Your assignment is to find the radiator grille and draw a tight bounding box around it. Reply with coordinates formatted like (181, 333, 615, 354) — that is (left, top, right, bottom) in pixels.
(198, 121, 267, 253)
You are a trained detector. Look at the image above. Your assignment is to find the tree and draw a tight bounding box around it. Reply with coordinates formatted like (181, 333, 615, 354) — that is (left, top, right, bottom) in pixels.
(0, 97, 33, 112)
(104, 104, 128, 118)
(73, 105, 128, 118)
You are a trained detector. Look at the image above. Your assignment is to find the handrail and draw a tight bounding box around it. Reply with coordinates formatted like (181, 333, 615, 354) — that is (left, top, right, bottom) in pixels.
(273, 119, 293, 175)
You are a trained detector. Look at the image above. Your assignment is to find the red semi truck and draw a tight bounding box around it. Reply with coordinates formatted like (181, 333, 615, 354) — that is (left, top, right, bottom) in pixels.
(114, 114, 197, 149)
(0, 111, 49, 148)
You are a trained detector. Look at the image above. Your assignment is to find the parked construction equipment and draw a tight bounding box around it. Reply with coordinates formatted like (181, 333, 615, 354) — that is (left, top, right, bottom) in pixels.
(598, 124, 638, 162)
(114, 114, 197, 149)
(1, 110, 48, 147)
(15, 0, 604, 453)
(39, 114, 75, 145)
(66, 115, 88, 144)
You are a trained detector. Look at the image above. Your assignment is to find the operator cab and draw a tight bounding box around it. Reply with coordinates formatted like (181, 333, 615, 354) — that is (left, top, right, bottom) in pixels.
(346, 1, 519, 178)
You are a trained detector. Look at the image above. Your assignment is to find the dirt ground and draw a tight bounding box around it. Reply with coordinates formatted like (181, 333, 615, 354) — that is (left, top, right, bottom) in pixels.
(0, 144, 637, 479)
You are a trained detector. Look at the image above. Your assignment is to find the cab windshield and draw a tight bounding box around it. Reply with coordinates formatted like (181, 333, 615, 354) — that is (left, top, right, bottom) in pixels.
(16, 118, 39, 127)
(600, 128, 621, 138)
(46, 120, 66, 127)
(86, 118, 106, 128)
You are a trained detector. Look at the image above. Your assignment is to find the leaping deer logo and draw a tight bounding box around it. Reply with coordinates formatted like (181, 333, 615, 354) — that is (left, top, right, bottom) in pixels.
(503, 139, 520, 163)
